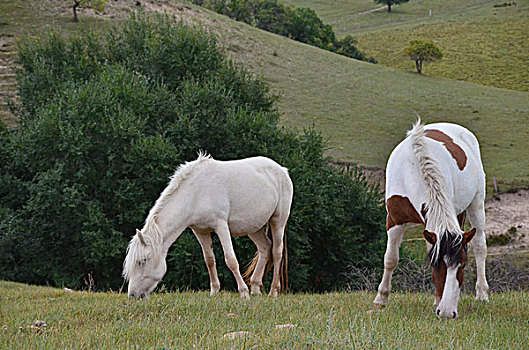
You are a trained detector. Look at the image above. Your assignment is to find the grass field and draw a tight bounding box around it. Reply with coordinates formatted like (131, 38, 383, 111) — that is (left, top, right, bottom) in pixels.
(1, 281, 528, 348)
(283, 0, 529, 92)
(1, 0, 528, 193)
(217, 18, 529, 192)
(282, 0, 500, 33)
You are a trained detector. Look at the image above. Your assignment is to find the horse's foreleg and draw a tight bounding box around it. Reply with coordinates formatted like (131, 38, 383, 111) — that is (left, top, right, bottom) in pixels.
(248, 228, 272, 295)
(466, 203, 489, 301)
(373, 225, 406, 307)
(216, 222, 250, 299)
(193, 230, 220, 296)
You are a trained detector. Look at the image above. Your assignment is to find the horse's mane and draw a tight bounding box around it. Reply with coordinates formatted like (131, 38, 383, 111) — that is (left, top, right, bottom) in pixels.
(123, 151, 213, 280)
(408, 119, 462, 265)
(146, 151, 212, 225)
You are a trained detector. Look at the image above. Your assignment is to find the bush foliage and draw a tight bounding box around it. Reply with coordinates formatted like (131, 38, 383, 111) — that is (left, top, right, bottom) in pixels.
(0, 14, 385, 292)
(192, 0, 376, 62)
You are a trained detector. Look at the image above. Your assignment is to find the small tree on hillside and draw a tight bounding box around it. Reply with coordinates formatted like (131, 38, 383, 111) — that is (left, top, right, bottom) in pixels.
(404, 39, 443, 74)
(374, 0, 409, 13)
(71, 0, 108, 22)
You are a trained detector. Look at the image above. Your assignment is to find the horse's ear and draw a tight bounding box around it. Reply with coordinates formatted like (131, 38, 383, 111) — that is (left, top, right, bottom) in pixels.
(136, 229, 146, 245)
(463, 228, 476, 245)
(423, 230, 436, 245)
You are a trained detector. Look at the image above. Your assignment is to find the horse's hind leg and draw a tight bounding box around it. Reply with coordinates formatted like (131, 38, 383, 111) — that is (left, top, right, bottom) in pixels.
(373, 224, 406, 307)
(466, 201, 489, 301)
(248, 227, 272, 295)
(193, 230, 221, 296)
(216, 221, 250, 299)
(269, 217, 287, 298)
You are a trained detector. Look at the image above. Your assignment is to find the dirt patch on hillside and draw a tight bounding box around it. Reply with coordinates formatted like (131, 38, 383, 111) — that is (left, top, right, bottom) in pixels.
(485, 190, 529, 254)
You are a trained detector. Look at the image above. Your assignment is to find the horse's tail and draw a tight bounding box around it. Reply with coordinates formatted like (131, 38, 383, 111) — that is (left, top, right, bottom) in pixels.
(242, 225, 273, 284)
(408, 117, 461, 263)
(242, 224, 288, 293)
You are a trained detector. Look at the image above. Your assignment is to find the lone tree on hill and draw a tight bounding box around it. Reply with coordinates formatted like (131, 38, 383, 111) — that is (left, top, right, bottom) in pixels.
(71, 0, 108, 22)
(404, 39, 443, 74)
(374, 0, 409, 13)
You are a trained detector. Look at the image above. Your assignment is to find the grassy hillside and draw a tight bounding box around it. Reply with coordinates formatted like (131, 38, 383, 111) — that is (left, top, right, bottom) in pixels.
(1, 0, 528, 192)
(219, 21, 529, 192)
(1, 281, 528, 348)
(283, 0, 497, 32)
(283, 0, 529, 92)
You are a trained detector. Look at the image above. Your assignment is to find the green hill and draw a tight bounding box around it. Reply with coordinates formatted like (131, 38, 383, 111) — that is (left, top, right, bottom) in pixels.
(1, 0, 528, 192)
(283, 0, 529, 92)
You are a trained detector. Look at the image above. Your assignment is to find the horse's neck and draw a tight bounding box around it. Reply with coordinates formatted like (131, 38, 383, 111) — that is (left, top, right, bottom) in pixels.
(153, 196, 190, 251)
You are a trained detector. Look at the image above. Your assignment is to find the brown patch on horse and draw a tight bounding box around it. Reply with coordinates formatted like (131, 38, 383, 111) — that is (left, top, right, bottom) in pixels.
(425, 129, 467, 170)
(432, 260, 447, 302)
(386, 195, 425, 230)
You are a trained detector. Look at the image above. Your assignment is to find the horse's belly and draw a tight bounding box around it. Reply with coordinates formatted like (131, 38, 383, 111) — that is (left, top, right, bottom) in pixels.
(227, 210, 274, 236)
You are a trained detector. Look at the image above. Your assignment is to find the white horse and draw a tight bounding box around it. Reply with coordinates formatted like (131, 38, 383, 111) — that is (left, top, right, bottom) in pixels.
(123, 153, 293, 298)
(373, 120, 489, 318)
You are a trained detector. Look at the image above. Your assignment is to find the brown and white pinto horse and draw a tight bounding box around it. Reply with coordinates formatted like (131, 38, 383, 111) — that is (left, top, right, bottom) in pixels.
(373, 120, 489, 318)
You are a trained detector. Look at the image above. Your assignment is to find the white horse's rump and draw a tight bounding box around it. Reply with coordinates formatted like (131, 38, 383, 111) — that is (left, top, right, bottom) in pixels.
(123, 153, 293, 298)
(373, 120, 489, 318)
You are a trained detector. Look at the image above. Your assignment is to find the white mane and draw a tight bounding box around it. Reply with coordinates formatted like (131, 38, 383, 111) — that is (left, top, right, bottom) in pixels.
(408, 119, 462, 262)
(123, 151, 213, 280)
(145, 151, 212, 225)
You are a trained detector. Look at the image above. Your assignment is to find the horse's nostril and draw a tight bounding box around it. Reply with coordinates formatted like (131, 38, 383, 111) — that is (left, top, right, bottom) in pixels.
(452, 312, 457, 319)
(436, 309, 441, 317)
(140, 293, 146, 298)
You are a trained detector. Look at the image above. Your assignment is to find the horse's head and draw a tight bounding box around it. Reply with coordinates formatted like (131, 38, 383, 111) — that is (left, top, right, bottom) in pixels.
(423, 228, 476, 318)
(123, 229, 167, 298)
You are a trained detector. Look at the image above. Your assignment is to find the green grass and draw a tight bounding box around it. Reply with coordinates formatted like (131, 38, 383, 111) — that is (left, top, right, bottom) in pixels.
(355, 1, 529, 92)
(282, 0, 378, 31)
(282, 0, 489, 33)
(1, 281, 528, 348)
(1, 0, 529, 193)
(0, 0, 109, 39)
(220, 21, 529, 192)
(282, 0, 529, 92)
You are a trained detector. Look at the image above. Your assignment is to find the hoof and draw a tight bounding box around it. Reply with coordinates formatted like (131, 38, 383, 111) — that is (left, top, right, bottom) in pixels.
(240, 290, 250, 299)
(367, 303, 385, 314)
(475, 294, 489, 302)
(250, 284, 262, 295)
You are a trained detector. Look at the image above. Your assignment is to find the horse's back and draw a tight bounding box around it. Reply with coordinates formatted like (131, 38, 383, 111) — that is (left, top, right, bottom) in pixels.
(386, 122, 485, 218)
(184, 156, 292, 234)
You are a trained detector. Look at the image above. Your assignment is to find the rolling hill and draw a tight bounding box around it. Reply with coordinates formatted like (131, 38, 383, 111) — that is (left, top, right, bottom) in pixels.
(283, 0, 529, 92)
(0, 0, 528, 192)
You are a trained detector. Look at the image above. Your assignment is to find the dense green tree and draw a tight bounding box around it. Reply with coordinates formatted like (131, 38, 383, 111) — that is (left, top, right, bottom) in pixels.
(1, 14, 385, 292)
(404, 39, 443, 74)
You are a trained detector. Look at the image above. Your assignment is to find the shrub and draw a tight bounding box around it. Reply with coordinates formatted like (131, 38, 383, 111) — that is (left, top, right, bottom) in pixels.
(0, 14, 385, 292)
(335, 35, 377, 63)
